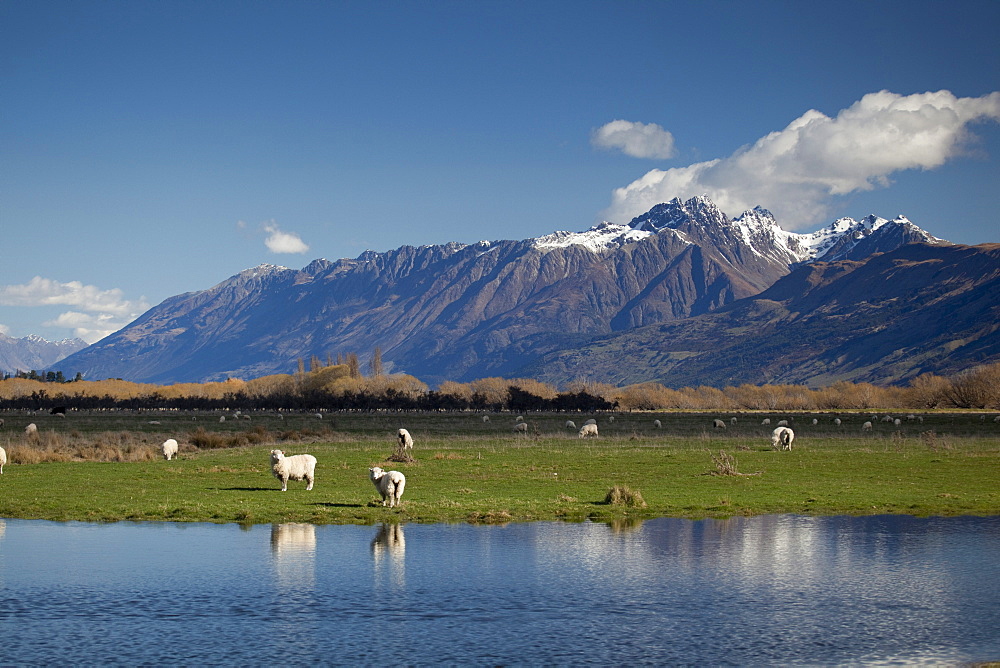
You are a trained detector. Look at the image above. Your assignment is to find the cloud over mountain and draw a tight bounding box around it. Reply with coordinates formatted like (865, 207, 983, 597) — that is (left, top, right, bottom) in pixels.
(602, 90, 1000, 230)
(264, 223, 310, 254)
(591, 120, 677, 159)
(0, 276, 149, 344)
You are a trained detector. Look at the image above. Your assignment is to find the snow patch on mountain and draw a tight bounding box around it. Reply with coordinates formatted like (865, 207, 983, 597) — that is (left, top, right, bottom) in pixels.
(533, 221, 653, 253)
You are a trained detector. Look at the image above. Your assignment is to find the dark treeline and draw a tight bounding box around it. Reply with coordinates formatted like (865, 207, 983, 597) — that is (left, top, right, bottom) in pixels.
(0, 387, 614, 414)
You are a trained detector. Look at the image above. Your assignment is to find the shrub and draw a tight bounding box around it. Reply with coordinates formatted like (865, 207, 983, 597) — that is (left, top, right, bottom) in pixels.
(604, 485, 647, 508)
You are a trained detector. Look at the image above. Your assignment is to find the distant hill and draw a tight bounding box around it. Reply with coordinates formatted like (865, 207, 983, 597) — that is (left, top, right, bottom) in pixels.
(55, 195, 965, 386)
(0, 334, 88, 376)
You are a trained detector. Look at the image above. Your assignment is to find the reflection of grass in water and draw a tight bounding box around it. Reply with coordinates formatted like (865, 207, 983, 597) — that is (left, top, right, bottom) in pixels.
(0, 412, 997, 524)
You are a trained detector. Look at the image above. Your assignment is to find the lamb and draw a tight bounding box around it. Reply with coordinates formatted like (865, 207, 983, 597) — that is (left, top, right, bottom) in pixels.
(712, 419, 726, 429)
(513, 422, 528, 434)
(578, 423, 598, 438)
(565, 420, 577, 429)
(772, 426, 794, 451)
(369, 466, 406, 508)
(270, 449, 317, 492)
(397, 428, 414, 450)
(0, 445, 6, 474)
(161, 438, 179, 461)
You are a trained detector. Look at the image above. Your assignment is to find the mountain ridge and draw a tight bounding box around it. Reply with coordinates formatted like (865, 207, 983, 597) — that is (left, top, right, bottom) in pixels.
(54, 196, 969, 386)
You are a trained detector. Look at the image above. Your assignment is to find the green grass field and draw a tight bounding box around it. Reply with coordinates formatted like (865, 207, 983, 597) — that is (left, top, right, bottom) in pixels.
(0, 410, 997, 524)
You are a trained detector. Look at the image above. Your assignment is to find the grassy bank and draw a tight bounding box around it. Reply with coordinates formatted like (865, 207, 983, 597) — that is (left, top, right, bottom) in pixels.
(1, 411, 997, 524)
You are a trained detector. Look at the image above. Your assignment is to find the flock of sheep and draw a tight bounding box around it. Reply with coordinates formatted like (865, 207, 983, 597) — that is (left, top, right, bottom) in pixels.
(263, 427, 412, 506)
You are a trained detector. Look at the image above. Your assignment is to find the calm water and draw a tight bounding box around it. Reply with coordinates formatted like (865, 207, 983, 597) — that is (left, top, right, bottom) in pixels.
(0, 515, 997, 666)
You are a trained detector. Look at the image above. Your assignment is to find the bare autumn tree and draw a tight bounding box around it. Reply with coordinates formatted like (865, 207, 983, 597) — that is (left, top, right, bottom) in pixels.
(943, 363, 1000, 409)
(346, 352, 361, 379)
(369, 347, 384, 377)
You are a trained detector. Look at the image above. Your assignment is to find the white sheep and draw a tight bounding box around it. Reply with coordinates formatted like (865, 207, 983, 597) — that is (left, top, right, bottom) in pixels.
(219, 415, 226, 423)
(0, 445, 6, 474)
(894, 418, 902, 426)
(712, 419, 726, 429)
(834, 418, 842, 426)
(565, 420, 577, 429)
(811, 418, 818, 425)
(161, 438, 179, 461)
(653, 419, 661, 428)
(578, 423, 598, 438)
(772, 426, 794, 451)
(513, 422, 528, 434)
(776, 419, 789, 427)
(608, 415, 615, 423)
(397, 428, 413, 450)
(515, 415, 524, 423)
(270, 449, 317, 492)
(761, 418, 771, 426)
(481, 415, 490, 423)
(25, 423, 38, 438)
(369, 466, 406, 507)
(315, 413, 323, 419)
(584, 419, 597, 426)
(730, 417, 737, 424)
(862, 421, 873, 431)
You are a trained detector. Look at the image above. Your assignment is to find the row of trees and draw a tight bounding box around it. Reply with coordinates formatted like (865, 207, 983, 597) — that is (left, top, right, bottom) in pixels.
(1, 361, 998, 412)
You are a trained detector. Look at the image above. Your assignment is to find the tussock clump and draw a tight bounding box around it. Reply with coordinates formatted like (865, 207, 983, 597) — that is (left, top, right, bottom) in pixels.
(468, 510, 512, 525)
(604, 485, 647, 508)
(387, 444, 416, 463)
(189, 428, 233, 450)
(708, 450, 761, 477)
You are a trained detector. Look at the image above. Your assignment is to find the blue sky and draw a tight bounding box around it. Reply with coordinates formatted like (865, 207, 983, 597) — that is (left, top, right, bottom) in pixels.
(2, 0, 999, 344)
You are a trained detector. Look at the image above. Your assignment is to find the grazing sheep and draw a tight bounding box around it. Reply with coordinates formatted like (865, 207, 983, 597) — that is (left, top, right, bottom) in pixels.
(161, 438, 179, 461)
(578, 423, 598, 438)
(315, 413, 323, 419)
(893, 419, 902, 426)
(881, 415, 894, 423)
(811, 418, 818, 425)
(862, 421, 873, 431)
(608, 415, 615, 423)
(512, 422, 528, 434)
(481, 415, 490, 423)
(25, 423, 38, 438)
(270, 449, 317, 492)
(565, 420, 577, 429)
(994, 416, 1000, 423)
(834, 418, 842, 426)
(776, 419, 789, 427)
(712, 419, 726, 429)
(397, 428, 414, 450)
(0, 418, 5, 428)
(369, 467, 406, 508)
(219, 416, 226, 423)
(771, 426, 794, 450)
(730, 417, 737, 424)
(0, 445, 6, 474)
(584, 419, 597, 426)
(653, 419, 661, 429)
(761, 418, 771, 426)
(515, 415, 524, 423)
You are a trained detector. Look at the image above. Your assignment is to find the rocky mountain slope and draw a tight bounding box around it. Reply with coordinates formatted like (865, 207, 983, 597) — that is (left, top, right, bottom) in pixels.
(523, 242, 1000, 387)
(56, 196, 954, 385)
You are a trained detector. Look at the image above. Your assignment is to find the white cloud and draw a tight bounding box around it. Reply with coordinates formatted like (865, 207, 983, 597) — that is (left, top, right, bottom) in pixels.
(0, 324, 9, 336)
(0, 277, 150, 343)
(592, 119, 677, 159)
(263, 222, 310, 254)
(602, 90, 1000, 229)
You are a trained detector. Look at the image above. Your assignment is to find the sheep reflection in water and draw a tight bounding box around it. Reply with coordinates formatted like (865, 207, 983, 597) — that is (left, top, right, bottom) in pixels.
(371, 523, 406, 589)
(270, 523, 317, 590)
